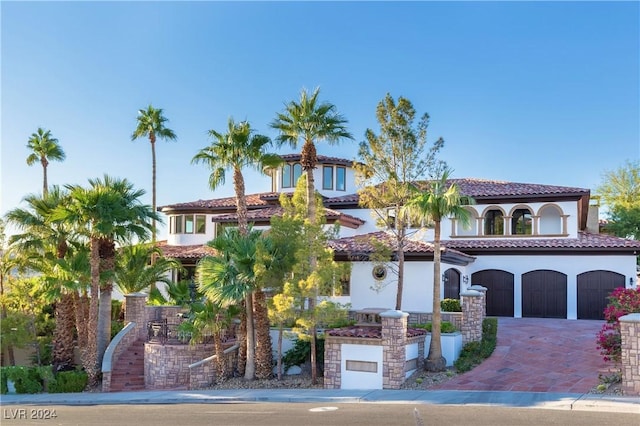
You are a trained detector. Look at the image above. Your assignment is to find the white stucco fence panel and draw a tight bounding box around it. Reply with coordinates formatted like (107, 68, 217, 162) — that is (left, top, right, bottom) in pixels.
(341, 343, 383, 390)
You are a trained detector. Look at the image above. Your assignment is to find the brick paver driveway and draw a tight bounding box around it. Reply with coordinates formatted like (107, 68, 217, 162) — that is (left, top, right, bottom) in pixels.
(432, 318, 611, 393)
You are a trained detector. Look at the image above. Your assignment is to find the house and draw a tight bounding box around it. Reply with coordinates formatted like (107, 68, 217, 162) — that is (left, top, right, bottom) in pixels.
(158, 154, 640, 321)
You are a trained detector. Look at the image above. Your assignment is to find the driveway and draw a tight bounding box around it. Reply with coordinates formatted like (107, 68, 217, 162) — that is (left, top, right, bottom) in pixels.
(432, 318, 611, 393)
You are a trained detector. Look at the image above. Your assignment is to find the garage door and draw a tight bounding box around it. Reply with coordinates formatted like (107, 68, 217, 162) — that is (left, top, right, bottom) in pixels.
(522, 270, 567, 318)
(577, 270, 625, 320)
(471, 269, 514, 317)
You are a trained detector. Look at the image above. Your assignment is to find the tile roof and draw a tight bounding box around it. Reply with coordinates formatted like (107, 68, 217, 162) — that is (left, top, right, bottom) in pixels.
(326, 326, 427, 339)
(442, 231, 640, 251)
(439, 178, 590, 199)
(210, 206, 366, 228)
(279, 154, 356, 166)
(157, 242, 216, 259)
(159, 192, 280, 211)
(328, 231, 474, 259)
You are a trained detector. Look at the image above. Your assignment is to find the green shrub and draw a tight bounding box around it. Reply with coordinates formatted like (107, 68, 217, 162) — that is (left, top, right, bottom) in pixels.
(454, 317, 498, 373)
(49, 370, 88, 393)
(415, 321, 457, 333)
(282, 336, 325, 373)
(441, 299, 462, 312)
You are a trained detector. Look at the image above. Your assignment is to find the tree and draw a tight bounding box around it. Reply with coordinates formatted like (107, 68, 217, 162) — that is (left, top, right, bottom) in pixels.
(355, 93, 445, 310)
(132, 105, 177, 242)
(53, 175, 158, 386)
(26, 128, 66, 197)
(407, 168, 474, 372)
(192, 117, 281, 380)
(197, 228, 262, 380)
(114, 244, 182, 295)
(5, 187, 79, 371)
(597, 160, 640, 243)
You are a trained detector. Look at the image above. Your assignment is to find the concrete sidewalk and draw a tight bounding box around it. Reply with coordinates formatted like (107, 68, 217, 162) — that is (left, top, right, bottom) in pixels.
(1, 389, 638, 414)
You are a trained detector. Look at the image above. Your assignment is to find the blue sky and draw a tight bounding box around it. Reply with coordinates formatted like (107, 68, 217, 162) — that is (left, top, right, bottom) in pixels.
(2, 1, 639, 240)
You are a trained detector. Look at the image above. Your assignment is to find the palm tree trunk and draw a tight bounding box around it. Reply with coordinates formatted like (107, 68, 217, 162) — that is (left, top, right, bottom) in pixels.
(236, 305, 247, 376)
(276, 322, 284, 381)
(97, 239, 115, 367)
(73, 291, 89, 351)
(41, 159, 48, 196)
(253, 288, 273, 379)
(244, 293, 256, 380)
(85, 238, 101, 387)
(234, 168, 248, 236)
(214, 314, 228, 384)
(150, 135, 157, 244)
(52, 292, 76, 371)
(425, 220, 446, 372)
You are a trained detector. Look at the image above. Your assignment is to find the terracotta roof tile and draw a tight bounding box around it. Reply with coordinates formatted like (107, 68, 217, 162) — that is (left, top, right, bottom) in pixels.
(157, 241, 216, 259)
(159, 192, 280, 211)
(280, 154, 355, 166)
(326, 326, 426, 338)
(440, 178, 589, 198)
(211, 206, 365, 227)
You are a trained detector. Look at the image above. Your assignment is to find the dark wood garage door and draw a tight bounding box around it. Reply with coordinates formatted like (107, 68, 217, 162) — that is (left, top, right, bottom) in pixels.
(522, 270, 567, 318)
(577, 270, 625, 320)
(471, 269, 514, 317)
(444, 268, 461, 299)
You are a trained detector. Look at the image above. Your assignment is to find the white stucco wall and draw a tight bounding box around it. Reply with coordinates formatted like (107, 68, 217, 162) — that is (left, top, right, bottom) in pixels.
(341, 343, 383, 389)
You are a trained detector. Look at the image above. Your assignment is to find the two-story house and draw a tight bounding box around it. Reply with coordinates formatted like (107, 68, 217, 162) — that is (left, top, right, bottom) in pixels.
(158, 154, 640, 321)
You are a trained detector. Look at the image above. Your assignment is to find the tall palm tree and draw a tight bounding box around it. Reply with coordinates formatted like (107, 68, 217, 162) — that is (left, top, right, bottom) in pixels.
(5, 186, 79, 371)
(53, 175, 158, 386)
(270, 87, 353, 223)
(407, 169, 474, 372)
(114, 244, 182, 295)
(192, 118, 281, 380)
(271, 88, 352, 381)
(26, 128, 66, 196)
(132, 105, 177, 242)
(197, 228, 262, 380)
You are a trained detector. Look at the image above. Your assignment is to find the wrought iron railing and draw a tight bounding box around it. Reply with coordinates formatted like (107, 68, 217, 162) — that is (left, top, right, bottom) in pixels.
(147, 318, 236, 345)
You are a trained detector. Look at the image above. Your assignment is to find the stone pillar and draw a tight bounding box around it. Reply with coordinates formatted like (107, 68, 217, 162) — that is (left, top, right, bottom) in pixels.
(380, 310, 408, 390)
(469, 285, 487, 321)
(323, 338, 342, 389)
(460, 290, 484, 344)
(124, 293, 148, 341)
(619, 313, 640, 396)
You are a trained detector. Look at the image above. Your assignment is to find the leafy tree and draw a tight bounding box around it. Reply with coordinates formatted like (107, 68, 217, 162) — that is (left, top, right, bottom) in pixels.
(26, 128, 66, 196)
(597, 160, 640, 245)
(407, 168, 474, 372)
(271, 87, 353, 223)
(53, 175, 158, 386)
(132, 105, 177, 242)
(355, 93, 445, 310)
(114, 244, 182, 295)
(192, 118, 280, 380)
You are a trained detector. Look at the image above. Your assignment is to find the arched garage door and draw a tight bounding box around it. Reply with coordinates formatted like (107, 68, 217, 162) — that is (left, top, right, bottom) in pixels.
(522, 270, 567, 318)
(577, 270, 625, 320)
(471, 270, 514, 317)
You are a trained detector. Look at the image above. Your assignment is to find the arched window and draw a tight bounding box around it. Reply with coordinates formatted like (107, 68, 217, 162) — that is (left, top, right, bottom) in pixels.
(511, 208, 532, 235)
(484, 209, 504, 235)
(292, 163, 302, 185)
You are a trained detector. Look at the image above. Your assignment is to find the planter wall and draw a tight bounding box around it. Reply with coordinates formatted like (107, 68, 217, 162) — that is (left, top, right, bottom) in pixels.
(424, 332, 463, 367)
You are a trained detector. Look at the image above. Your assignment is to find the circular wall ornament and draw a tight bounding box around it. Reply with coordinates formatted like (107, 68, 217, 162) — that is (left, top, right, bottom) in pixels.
(372, 265, 387, 281)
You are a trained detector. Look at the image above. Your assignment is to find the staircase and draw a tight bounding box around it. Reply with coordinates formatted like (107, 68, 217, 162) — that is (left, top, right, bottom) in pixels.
(109, 339, 146, 392)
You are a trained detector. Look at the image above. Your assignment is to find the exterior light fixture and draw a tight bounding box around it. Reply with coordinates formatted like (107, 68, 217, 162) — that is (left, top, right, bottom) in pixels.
(462, 275, 470, 285)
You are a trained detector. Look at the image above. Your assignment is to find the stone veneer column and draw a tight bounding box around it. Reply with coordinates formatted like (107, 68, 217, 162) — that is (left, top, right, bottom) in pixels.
(469, 285, 487, 321)
(619, 313, 640, 396)
(380, 310, 408, 390)
(323, 337, 342, 389)
(124, 293, 148, 341)
(460, 289, 484, 344)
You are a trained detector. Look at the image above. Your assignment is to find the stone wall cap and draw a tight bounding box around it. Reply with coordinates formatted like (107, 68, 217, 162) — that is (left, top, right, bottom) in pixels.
(469, 285, 487, 291)
(125, 292, 148, 297)
(619, 313, 640, 322)
(460, 290, 482, 297)
(379, 310, 409, 319)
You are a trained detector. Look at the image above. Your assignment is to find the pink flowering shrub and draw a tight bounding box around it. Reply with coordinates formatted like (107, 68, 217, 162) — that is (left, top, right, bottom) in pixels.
(596, 287, 640, 363)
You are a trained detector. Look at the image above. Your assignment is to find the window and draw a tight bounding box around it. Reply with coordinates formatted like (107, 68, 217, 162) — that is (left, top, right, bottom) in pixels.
(336, 167, 346, 191)
(511, 209, 532, 235)
(282, 164, 292, 188)
(293, 164, 302, 185)
(484, 209, 504, 235)
(170, 214, 206, 234)
(323, 166, 333, 190)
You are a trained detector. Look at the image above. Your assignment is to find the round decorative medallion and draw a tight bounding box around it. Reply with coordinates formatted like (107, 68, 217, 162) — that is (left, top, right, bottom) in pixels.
(372, 265, 387, 280)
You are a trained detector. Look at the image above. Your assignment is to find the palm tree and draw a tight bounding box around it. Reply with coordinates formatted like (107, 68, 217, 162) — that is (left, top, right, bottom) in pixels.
(270, 87, 353, 223)
(26, 128, 66, 197)
(5, 186, 79, 371)
(197, 228, 262, 380)
(53, 175, 159, 386)
(407, 169, 474, 372)
(132, 105, 177, 242)
(114, 244, 182, 295)
(271, 88, 352, 382)
(192, 118, 281, 380)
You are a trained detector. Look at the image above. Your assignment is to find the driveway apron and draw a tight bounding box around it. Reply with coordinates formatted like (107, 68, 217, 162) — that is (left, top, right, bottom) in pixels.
(431, 318, 611, 393)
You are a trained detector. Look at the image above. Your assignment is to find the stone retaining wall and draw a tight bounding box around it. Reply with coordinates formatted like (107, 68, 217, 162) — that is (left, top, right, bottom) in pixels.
(145, 343, 215, 389)
(619, 313, 640, 396)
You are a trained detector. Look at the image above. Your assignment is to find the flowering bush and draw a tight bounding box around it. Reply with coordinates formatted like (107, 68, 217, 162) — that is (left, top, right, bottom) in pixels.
(596, 287, 640, 363)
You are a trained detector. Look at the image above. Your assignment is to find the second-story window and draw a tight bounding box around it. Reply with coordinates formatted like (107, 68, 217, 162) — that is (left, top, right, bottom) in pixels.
(484, 209, 504, 235)
(282, 164, 292, 188)
(293, 163, 302, 185)
(170, 214, 206, 235)
(511, 208, 532, 235)
(336, 166, 346, 191)
(323, 166, 333, 190)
